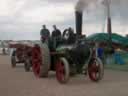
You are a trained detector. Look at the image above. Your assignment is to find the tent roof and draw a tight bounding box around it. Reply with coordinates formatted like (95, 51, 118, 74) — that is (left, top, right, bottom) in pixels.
(87, 33, 128, 46)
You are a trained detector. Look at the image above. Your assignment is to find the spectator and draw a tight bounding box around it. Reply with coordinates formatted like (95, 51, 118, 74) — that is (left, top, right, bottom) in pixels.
(96, 43, 105, 64)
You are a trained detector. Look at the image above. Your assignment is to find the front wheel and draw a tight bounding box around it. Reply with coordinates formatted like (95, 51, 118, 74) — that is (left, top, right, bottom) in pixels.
(24, 58, 31, 72)
(11, 56, 16, 68)
(88, 58, 104, 82)
(11, 50, 16, 68)
(56, 58, 70, 84)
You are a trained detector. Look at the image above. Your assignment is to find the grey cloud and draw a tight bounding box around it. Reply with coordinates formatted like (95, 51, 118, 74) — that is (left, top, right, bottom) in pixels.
(0, 0, 128, 40)
(44, 0, 77, 3)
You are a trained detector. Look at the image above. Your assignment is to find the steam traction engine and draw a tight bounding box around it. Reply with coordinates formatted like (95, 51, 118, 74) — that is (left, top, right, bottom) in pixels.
(31, 11, 104, 84)
(10, 43, 32, 72)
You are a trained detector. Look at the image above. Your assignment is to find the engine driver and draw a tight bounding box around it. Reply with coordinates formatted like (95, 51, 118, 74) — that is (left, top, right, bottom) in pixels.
(51, 25, 61, 48)
(40, 25, 50, 43)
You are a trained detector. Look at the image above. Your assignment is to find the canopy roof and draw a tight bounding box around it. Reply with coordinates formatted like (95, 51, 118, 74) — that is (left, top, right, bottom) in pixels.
(87, 33, 128, 46)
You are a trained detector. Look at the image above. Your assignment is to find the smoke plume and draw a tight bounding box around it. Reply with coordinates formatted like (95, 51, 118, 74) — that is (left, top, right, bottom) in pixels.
(75, 0, 111, 12)
(75, 0, 99, 12)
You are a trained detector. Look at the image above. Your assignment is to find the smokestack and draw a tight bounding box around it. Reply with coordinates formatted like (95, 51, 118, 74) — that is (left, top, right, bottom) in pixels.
(75, 0, 85, 36)
(106, 0, 112, 44)
(75, 11, 83, 35)
(75, 0, 98, 35)
(107, 17, 112, 42)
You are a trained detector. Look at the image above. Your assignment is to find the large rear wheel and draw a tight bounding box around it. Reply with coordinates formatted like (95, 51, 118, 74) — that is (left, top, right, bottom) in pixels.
(32, 43, 50, 77)
(88, 58, 104, 82)
(56, 58, 70, 84)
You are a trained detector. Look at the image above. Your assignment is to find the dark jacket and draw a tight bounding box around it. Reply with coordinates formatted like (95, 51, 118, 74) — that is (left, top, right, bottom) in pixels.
(52, 29, 61, 38)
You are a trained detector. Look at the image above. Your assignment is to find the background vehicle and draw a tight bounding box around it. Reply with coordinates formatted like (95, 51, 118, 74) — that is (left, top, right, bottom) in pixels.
(9, 43, 33, 72)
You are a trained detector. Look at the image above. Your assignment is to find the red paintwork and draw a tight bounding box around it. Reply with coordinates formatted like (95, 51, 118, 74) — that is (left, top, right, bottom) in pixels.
(32, 45, 42, 77)
(10, 43, 33, 62)
(56, 60, 65, 82)
(88, 60, 100, 81)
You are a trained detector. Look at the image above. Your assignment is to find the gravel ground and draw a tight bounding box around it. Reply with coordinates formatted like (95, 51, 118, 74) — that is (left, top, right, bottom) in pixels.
(0, 55, 128, 96)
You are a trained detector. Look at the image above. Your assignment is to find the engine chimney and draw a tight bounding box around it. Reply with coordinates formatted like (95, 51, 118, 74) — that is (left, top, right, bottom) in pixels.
(75, 11, 83, 36)
(107, 17, 112, 43)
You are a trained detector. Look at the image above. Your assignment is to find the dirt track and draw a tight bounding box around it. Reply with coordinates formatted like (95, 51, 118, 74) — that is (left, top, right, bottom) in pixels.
(0, 55, 128, 96)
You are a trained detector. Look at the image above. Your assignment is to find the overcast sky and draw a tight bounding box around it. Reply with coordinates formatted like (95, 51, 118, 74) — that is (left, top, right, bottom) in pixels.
(0, 0, 128, 40)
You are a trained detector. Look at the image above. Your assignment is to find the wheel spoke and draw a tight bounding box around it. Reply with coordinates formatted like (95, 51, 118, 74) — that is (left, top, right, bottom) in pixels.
(32, 46, 42, 77)
(56, 61, 65, 81)
(35, 64, 40, 72)
(56, 71, 63, 81)
(88, 59, 102, 81)
(58, 62, 64, 72)
(91, 61, 100, 72)
(92, 72, 96, 79)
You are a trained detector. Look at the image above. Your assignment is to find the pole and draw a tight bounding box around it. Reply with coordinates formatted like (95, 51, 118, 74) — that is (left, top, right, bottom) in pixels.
(106, 0, 112, 46)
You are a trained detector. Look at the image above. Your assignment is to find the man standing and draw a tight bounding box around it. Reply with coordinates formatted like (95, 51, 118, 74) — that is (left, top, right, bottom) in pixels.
(96, 43, 105, 65)
(51, 25, 61, 38)
(40, 25, 50, 43)
(51, 25, 61, 48)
